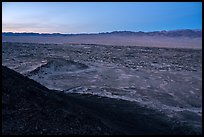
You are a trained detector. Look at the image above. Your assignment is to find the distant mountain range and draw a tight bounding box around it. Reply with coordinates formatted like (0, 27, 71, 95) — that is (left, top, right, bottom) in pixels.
(2, 29, 202, 37)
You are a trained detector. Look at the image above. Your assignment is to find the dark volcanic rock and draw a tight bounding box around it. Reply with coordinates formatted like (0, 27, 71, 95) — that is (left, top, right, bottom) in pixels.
(2, 66, 113, 135)
(2, 66, 199, 135)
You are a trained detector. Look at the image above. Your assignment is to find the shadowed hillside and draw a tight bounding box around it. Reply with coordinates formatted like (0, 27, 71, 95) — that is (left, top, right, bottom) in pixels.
(2, 66, 114, 135)
(2, 66, 199, 135)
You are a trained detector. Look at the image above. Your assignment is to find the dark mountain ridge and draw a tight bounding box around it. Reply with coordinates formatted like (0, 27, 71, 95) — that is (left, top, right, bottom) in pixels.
(2, 29, 202, 37)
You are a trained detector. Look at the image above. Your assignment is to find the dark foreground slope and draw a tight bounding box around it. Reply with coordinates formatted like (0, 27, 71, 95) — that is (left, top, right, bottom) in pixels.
(2, 66, 199, 135)
(2, 66, 113, 135)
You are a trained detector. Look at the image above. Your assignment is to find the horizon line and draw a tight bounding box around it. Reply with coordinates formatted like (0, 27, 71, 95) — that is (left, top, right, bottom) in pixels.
(2, 28, 202, 35)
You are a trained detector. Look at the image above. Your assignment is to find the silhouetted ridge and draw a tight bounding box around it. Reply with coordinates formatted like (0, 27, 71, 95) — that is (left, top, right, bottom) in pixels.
(2, 29, 202, 37)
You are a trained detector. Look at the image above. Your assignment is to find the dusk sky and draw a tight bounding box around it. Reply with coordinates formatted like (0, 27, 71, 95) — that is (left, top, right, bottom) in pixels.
(2, 2, 202, 34)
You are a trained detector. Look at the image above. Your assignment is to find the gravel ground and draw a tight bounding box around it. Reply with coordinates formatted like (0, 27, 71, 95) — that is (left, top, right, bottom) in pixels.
(2, 42, 202, 134)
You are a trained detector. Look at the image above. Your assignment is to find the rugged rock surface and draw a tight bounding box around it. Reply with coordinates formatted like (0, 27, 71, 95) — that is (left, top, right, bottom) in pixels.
(2, 66, 113, 135)
(2, 66, 200, 135)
